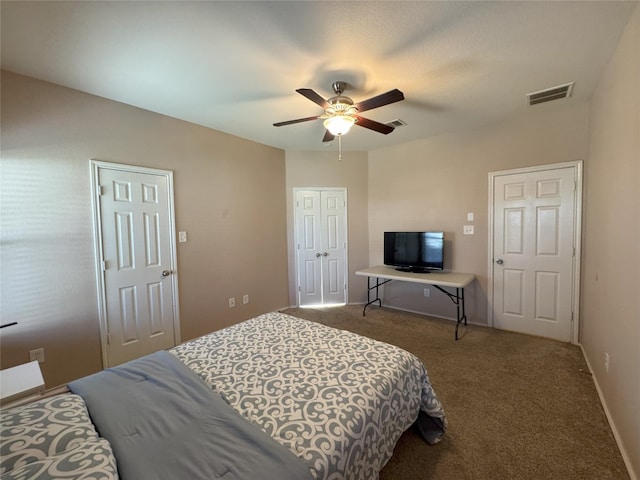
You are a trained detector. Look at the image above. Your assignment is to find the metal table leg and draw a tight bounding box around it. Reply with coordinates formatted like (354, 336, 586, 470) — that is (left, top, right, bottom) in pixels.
(362, 276, 391, 316)
(432, 285, 467, 340)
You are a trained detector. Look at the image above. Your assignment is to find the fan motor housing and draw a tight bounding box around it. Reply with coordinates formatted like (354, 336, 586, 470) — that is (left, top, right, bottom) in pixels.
(327, 95, 356, 115)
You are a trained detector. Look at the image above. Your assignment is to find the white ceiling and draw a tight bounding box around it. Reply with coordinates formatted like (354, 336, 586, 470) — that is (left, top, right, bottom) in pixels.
(1, 1, 637, 151)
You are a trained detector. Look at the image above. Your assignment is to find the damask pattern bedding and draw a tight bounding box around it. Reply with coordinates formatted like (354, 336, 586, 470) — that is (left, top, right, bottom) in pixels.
(170, 311, 446, 480)
(1, 312, 445, 480)
(0, 394, 118, 480)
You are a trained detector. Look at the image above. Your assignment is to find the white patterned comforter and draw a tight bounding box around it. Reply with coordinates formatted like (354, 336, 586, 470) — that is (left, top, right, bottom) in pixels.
(170, 312, 446, 480)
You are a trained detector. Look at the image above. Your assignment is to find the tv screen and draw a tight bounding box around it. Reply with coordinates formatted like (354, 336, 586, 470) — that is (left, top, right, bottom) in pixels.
(384, 231, 444, 272)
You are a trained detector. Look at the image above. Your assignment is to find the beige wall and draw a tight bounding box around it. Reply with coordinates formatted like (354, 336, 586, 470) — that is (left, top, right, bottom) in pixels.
(368, 102, 590, 323)
(582, 5, 639, 478)
(0, 71, 289, 388)
(285, 150, 370, 306)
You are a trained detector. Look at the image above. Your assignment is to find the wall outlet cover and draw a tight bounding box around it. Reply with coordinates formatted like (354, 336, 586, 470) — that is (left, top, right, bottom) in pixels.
(29, 348, 45, 363)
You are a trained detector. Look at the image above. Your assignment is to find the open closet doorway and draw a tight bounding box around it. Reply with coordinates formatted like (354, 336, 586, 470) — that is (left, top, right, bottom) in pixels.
(294, 188, 348, 307)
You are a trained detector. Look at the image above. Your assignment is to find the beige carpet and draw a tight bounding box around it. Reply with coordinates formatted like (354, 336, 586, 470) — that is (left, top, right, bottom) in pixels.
(283, 305, 629, 480)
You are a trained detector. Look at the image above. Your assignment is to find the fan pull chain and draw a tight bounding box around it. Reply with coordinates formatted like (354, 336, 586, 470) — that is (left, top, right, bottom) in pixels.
(338, 135, 343, 162)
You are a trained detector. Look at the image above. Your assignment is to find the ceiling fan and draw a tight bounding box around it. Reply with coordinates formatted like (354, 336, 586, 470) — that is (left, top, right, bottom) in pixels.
(273, 81, 405, 143)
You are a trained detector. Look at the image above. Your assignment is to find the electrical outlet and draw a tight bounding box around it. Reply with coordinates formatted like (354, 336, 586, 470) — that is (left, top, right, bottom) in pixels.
(242, 294, 249, 304)
(423, 288, 430, 298)
(29, 348, 45, 363)
(463, 225, 474, 235)
(604, 352, 610, 373)
(228, 297, 236, 308)
(178, 231, 188, 243)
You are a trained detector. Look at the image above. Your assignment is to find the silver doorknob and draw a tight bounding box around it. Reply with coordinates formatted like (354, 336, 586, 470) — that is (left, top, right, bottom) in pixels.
(316, 253, 322, 258)
(323, 252, 328, 257)
(495, 259, 504, 265)
(162, 270, 172, 277)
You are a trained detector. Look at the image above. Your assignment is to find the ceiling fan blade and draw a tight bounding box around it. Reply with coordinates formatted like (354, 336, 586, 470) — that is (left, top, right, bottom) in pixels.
(322, 130, 335, 143)
(296, 88, 328, 108)
(355, 89, 405, 113)
(355, 115, 395, 134)
(273, 116, 319, 127)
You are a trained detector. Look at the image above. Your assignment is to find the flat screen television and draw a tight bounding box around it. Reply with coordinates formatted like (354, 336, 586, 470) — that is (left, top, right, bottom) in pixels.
(384, 231, 444, 273)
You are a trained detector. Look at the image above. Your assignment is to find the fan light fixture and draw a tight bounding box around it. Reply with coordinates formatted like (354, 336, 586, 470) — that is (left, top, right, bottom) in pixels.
(323, 115, 356, 136)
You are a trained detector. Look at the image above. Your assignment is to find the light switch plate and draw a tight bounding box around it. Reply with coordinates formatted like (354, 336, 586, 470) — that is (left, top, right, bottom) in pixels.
(178, 231, 188, 243)
(467, 212, 474, 222)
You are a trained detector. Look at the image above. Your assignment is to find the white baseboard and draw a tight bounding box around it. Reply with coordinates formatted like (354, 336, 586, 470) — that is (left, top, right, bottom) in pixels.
(579, 344, 637, 480)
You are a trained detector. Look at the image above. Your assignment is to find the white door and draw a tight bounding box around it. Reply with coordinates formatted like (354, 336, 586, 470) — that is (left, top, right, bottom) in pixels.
(490, 163, 581, 342)
(92, 162, 180, 367)
(295, 189, 347, 307)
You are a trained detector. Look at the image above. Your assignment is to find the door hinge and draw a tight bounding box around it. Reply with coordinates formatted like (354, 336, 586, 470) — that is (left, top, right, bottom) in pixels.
(106, 332, 111, 345)
(101, 260, 107, 271)
(98, 185, 105, 196)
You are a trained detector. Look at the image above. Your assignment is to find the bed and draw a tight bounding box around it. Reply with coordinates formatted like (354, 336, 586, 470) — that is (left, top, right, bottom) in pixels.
(1, 312, 446, 480)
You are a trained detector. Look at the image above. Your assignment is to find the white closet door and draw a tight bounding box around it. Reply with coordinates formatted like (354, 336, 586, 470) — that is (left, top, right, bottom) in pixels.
(295, 189, 347, 307)
(320, 190, 347, 305)
(296, 190, 323, 306)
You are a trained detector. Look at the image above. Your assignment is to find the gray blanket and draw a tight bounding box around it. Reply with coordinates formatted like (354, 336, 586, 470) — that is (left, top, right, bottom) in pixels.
(69, 350, 314, 480)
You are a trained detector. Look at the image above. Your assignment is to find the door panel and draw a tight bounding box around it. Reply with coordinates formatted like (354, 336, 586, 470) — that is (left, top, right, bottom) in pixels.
(97, 166, 178, 366)
(504, 208, 524, 254)
(502, 269, 524, 316)
(119, 286, 138, 343)
(535, 271, 559, 320)
(492, 166, 576, 341)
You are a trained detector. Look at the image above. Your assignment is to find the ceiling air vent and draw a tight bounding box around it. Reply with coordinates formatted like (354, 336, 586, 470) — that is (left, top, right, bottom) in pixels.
(386, 119, 407, 128)
(526, 82, 574, 106)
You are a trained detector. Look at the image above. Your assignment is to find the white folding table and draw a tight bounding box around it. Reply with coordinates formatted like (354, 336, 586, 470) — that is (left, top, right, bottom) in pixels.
(356, 265, 475, 340)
